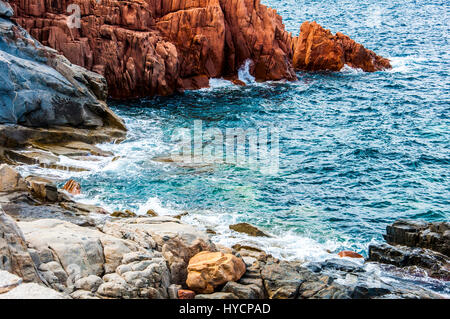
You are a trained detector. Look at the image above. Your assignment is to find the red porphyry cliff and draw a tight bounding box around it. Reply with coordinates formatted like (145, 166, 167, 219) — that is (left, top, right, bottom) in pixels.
(10, 1, 391, 99)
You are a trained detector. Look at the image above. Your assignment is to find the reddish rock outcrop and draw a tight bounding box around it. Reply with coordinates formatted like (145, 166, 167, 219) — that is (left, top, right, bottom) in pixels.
(337, 250, 364, 259)
(10, 2, 390, 99)
(293, 21, 391, 72)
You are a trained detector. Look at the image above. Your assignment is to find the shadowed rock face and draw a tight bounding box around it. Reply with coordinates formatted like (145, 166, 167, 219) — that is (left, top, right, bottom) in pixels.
(0, 2, 125, 129)
(292, 21, 391, 72)
(8, 1, 391, 98)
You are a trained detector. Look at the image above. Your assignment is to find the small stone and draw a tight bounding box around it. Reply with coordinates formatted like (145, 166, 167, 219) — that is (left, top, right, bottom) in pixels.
(62, 179, 81, 195)
(168, 284, 181, 299)
(195, 292, 238, 299)
(111, 210, 136, 218)
(232, 79, 246, 86)
(178, 289, 196, 299)
(173, 212, 189, 220)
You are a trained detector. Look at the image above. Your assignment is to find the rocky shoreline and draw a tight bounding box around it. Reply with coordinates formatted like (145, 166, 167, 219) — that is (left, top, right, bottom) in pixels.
(0, 0, 448, 299)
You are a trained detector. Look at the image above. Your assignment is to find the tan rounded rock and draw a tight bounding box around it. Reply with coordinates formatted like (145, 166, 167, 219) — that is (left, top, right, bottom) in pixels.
(186, 251, 246, 294)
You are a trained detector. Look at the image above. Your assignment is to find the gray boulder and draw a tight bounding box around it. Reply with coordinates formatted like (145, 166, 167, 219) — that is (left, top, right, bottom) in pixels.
(384, 219, 450, 256)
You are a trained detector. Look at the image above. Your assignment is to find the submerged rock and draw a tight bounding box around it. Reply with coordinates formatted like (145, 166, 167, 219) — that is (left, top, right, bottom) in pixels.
(186, 251, 246, 294)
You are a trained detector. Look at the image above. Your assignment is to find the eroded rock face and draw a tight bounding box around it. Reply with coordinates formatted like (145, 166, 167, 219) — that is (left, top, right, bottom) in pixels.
(0, 210, 42, 283)
(0, 4, 125, 129)
(10, 0, 296, 98)
(368, 244, 450, 281)
(367, 220, 450, 281)
(292, 21, 391, 72)
(186, 251, 246, 294)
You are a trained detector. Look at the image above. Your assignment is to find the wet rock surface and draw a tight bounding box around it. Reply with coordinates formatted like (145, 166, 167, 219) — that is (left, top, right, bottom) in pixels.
(368, 244, 449, 281)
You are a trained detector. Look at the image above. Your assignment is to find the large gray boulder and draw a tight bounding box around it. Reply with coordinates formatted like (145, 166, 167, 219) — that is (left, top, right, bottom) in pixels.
(0, 3, 124, 129)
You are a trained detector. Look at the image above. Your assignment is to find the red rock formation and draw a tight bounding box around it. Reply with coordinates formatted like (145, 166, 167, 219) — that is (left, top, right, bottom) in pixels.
(293, 21, 391, 72)
(10, 2, 390, 99)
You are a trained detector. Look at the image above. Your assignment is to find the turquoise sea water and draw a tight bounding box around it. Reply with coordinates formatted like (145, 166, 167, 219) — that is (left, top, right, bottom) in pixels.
(28, 0, 449, 261)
